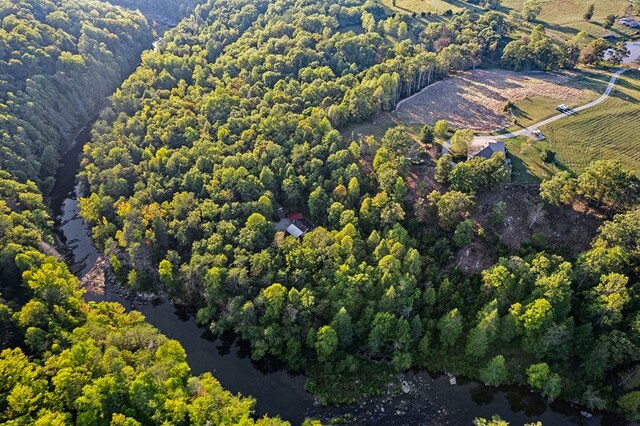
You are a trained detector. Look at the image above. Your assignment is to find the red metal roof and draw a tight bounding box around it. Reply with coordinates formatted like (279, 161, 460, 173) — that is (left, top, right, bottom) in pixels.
(287, 212, 303, 220)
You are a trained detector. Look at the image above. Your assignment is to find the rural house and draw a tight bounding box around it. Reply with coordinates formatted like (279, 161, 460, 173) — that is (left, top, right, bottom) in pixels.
(468, 140, 506, 160)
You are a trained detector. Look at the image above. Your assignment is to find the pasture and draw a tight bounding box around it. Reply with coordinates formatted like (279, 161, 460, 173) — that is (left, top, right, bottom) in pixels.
(540, 69, 640, 175)
(394, 69, 595, 131)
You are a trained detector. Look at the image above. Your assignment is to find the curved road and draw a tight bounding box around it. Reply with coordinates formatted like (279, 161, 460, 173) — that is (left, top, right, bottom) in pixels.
(473, 68, 629, 145)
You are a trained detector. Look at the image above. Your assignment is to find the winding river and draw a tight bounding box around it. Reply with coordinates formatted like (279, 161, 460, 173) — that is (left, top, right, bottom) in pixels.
(48, 88, 631, 426)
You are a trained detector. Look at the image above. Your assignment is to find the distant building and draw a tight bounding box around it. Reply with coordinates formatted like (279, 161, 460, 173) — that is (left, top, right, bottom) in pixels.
(468, 140, 506, 160)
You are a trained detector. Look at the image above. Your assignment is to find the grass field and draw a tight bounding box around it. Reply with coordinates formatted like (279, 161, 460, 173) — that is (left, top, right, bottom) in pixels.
(384, 0, 638, 44)
(393, 68, 596, 131)
(504, 136, 557, 183)
(381, 0, 466, 16)
(538, 69, 640, 175)
(501, 68, 615, 133)
(501, 0, 637, 41)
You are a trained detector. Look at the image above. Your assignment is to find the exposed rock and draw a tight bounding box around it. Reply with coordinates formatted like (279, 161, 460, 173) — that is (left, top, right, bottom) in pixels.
(81, 255, 108, 296)
(38, 240, 64, 260)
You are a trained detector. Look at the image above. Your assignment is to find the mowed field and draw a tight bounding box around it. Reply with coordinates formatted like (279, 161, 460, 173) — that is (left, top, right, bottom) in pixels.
(501, 0, 636, 41)
(384, 0, 638, 42)
(381, 0, 465, 15)
(540, 69, 640, 175)
(395, 69, 595, 131)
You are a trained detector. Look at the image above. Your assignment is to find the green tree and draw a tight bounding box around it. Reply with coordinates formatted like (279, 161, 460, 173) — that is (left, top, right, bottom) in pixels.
(431, 190, 475, 230)
(604, 14, 616, 29)
(480, 355, 508, 386)
(362, 11, 376, 33)
(420, 125, 435, 144)
(540, 171, 576, 206)
(527, 363, 562, 401)
(238, 213, 273, 250)
(583, 4, 594, 21)
(619, 391, 640, 420)
(454, 219, 474, 248)
(381, 126, 413, 157)
(579, 38, 610, 64)
(434, 119, 449, 137)
(435, 155, 453, 183)
(315, 326, 338, 362)
(438, 308, 463, 347)
(522, 0, 542, 21)
(450, 129, 474, 157)
(308, 186, 330, 223)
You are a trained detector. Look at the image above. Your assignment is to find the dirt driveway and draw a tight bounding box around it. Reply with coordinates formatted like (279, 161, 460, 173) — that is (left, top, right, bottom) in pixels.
(394, 69, 593, 132)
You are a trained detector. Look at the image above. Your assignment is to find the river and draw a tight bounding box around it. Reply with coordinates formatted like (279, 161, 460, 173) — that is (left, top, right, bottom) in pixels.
(48, 93, 631, 426)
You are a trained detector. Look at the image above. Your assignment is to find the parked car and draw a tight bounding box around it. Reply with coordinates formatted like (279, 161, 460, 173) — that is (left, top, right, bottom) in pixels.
(556, 104, 570, 112)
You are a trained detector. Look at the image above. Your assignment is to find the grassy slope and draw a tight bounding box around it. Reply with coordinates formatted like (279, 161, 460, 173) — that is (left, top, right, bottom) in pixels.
(364, 1, 640, 182)
(500, 0, 637, 41)
(385, 0, 637, 42)
(504, 136, 555, 183)
(381, 0, 466, 15)
(502, 67, 613, 132)
(504, 69, 640, 181)
(539, 69, 640, 175)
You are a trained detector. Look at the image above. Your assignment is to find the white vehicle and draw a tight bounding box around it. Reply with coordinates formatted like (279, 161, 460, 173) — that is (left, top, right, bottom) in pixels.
(556, 104, 570, 112)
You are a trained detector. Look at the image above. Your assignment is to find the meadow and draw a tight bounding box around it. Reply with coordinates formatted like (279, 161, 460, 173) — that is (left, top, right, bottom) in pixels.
(540, 69, 640, 175)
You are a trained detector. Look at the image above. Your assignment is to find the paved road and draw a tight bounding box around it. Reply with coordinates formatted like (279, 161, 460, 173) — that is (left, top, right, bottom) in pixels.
(473, 68, 629, 146)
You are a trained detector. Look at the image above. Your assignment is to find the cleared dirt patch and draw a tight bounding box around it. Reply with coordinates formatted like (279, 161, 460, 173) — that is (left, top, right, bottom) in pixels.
(395, 69, 593, 132)
(474, 185, 603, 254)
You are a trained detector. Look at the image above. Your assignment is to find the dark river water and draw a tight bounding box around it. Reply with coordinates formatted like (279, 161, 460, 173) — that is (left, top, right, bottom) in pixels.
(48, 115, 632, 426)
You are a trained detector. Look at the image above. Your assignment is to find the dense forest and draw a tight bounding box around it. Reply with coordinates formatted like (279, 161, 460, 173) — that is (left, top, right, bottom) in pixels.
(0, 170, 296, 425)
(76, 0, 640, 420)
(0, 0, 153, 191)
(0, 0, 639, 422)
(0, 0, 302, 424)
(106, 0, 200, 21)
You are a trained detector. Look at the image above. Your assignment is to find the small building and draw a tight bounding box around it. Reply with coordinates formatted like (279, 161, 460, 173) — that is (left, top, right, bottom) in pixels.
(469, 140, 506, 160)
(286, 218, 313, 238)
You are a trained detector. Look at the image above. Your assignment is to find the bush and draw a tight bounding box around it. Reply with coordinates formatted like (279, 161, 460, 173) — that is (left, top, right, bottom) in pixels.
(503, 100, 515, 113)
(420, 124, 435, 144)
(540, 148, 555, 163)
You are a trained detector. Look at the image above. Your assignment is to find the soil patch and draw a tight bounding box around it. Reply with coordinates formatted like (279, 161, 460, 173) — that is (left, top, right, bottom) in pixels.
(395, 69, 592, 132)
(474, 185, 603, 255)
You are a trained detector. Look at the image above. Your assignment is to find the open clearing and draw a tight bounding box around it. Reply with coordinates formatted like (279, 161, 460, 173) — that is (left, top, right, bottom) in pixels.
(540, 69, 640, 175)
(395, 69, 595, 131)
(501, 0, 636, 41)
(385, 0, 637, 43)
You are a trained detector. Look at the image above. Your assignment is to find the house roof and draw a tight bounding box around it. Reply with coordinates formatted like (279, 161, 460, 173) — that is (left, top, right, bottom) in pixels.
(288, 212, 303, 220)
(471, 141, 505, 160)
(286, 219, 312, 238)
(286, 223, 305, 238)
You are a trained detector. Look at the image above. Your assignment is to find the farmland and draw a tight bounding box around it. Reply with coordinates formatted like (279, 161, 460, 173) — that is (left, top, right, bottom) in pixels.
(501, 0, 637, 41)
(384, 0, 638, 42)
(540, 69, 640, 175)
(395, 69, 595, 131)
